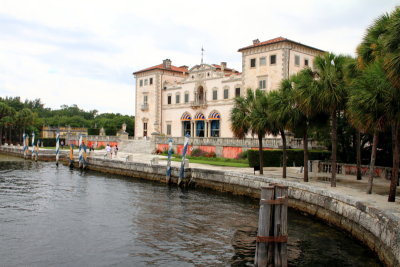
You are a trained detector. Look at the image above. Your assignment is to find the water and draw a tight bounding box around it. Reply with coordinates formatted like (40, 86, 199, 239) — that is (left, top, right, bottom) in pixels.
(0, 157, 382, 266)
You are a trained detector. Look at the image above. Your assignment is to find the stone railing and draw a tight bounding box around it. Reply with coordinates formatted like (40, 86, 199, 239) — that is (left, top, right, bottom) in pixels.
(314, 161, 393, 179)
(155, 136, 317, 149)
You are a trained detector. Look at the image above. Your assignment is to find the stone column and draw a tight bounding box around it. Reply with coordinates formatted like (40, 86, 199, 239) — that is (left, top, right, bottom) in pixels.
(205, 121, 208, 137)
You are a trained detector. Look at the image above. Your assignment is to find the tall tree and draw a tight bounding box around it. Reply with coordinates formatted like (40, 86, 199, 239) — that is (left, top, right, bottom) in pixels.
(231, 89, 272, 174)
(348, 61, 390, 194)
(292, 68, 320, 182)
(0, 102, 14, 145)
(314, 52, 347, 187)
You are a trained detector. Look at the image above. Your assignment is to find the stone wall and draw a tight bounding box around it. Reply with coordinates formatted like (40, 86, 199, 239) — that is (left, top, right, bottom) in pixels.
(85, 157, 399, 267)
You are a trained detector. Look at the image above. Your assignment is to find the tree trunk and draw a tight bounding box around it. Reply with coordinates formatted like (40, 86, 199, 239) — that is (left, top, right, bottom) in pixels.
(366, 131, 379, 194)
(356, 130, 362, 180)
(0, 126, 3, 145)
(258, 134, 264, 175)
(280, 129, 287, 178)
(388, 122, 399, 202)
(9, 126, 12, 144)
(303, 124, 309, 182)
(331, 111, 337, 187)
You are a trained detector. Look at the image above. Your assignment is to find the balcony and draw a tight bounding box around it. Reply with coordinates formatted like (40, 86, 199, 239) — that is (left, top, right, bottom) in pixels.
(141, 103, 149, 111)
(190, 99, 207, 109)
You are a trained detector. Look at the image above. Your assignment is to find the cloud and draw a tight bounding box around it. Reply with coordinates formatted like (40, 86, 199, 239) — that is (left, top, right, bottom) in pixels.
(0, 0, 399, 116)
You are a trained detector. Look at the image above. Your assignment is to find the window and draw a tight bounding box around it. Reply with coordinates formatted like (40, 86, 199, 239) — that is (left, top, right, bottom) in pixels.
(304, 59, 309, 66)
(250, 58, 256, 68)
(224, 88, 229, 99)
(143, 95, 148, 104)
(139, 80, 143, 87)
(235, 87, 241, 97)
(213, 89, 218, 100)
(270, 55, 276, 65)
(167, 95, 172, 105)
(260, 57, 266, 66)
(259, 79, 267, 90)
(184, 92, 189, 103)
(210, 120, 220, 137)
(144, 79, 148, 85)
(295, 55, 300, 66)
(176, 93, 180, 104)
(149, 78, 153, 85)
(143, 122, 147, 137)
(167, 124, 171, 135)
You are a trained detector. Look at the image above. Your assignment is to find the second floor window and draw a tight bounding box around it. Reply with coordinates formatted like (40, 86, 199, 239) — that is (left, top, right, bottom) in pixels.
(143, 95, 148, 104)
(149, 78, 153, 85)
(167, 95, 172, 104)
(270, 55, 276, 65)
(139, 80, 143, 87)
(224, 88, 229, 99)
(176, 94, 180, 104)
(295, 55, 300, 66)
(260, 57, 266, 66)
(213, 90, 218, 100)
(250, 58, 256, 68)
(184, 93, 189, 103)
(235, 88, 241, 97)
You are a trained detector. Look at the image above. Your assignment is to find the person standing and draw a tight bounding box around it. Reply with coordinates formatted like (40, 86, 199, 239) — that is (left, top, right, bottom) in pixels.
(106, 144, 111, 158)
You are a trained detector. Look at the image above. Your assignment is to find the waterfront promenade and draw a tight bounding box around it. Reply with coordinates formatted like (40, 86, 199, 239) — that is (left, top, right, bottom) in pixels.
(1, 146, 400, 266)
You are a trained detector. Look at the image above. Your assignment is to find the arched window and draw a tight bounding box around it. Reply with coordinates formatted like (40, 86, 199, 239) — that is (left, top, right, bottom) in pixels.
(194, 113, 205, 137)
(181, 112, 192, 136)
(208, 111, 221, 137)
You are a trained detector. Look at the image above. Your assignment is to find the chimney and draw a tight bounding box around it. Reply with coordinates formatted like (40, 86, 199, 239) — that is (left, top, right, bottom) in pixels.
(221, 62, 227, 72)
(253, 39, 260, 45)
(163, 59, 171, 69)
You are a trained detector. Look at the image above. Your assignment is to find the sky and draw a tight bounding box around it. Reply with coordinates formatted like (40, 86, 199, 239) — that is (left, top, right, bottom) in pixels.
(0, 0, 398, 116)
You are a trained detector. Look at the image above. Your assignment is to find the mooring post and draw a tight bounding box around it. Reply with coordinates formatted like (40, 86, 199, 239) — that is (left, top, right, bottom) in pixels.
(255, 186, 275, 267)
(274, 185, 288, 267)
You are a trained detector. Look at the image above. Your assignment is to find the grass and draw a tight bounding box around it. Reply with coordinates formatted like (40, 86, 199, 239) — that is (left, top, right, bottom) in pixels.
(163, 155, 249, 168)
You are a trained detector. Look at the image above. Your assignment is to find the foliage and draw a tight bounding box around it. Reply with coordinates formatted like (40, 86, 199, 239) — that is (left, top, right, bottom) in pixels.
(40, 138, 66, 147)
(247, 149, 331, 167)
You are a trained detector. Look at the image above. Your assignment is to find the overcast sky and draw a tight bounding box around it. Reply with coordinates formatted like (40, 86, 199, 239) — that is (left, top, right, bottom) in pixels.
(0, 0, 398, 116)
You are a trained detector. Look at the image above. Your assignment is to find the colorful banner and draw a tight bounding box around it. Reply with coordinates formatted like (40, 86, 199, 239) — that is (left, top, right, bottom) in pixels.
(23, 133, 28, 158)
(78, 135, 83, 167)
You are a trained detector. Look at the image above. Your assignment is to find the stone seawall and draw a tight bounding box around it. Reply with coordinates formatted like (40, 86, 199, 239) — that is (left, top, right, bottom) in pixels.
(1, 147, 398, 267)
(87, 157, 399, 267)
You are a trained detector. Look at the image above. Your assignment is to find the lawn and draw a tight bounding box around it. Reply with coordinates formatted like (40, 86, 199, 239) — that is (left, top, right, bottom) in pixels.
(165, 155, 249, 168)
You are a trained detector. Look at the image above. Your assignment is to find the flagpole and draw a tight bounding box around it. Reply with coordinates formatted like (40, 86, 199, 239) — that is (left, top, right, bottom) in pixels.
(31, 132, 35, 159)
(166, 138, 173, 184)
(55, 132, 60, 166)
(178, 133, 190, 186)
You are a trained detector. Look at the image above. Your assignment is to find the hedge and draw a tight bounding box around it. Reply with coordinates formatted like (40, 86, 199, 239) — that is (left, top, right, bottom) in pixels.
(40, 138, 66, 147)
(248, 149, 331, 167)
(88, 128, 100, 135)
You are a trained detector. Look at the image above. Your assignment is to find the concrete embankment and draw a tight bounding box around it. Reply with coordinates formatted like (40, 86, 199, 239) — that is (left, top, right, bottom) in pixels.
(1, 146, 399, 267)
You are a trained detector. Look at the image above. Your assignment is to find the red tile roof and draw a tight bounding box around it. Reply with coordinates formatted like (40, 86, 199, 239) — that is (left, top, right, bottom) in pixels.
(237, 37, 324, 52)
(133, 64, 188, 75)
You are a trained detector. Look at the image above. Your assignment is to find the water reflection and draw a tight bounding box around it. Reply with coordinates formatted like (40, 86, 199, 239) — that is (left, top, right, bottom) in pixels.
(0, 159, 382, 266)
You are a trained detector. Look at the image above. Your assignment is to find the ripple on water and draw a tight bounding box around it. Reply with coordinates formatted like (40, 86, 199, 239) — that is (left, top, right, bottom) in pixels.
(0, 160, 383, 267)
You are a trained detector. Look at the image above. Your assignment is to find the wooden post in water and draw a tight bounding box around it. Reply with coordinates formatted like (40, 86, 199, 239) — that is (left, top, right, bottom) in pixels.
(255, 186, 275, 267)
(274, 185, 288, 267)
(255, 184, 288, 267)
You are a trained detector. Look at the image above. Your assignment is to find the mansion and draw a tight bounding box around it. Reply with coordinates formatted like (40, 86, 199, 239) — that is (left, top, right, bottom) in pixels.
(133, 37, 324, 139)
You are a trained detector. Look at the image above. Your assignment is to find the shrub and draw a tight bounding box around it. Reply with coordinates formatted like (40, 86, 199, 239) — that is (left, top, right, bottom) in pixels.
(237, 150, 248, 159)
(205, 151, 216, 158)
(191, 148, 207, 157)
(88, 128, 100, 135)
(162, 148, 175, 155)
(248, 149, 331, 167)
(40, 138, 66, 147)
(98, 145, 105, 150)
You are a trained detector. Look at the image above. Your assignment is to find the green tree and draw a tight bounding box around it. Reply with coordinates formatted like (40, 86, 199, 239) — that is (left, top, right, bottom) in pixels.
(314, 52, 347, 187)
(348, 61, 391, 194)
(231, 89, 272, 174)
(0, 102, 15, 145)
(292, 68, 320, 182)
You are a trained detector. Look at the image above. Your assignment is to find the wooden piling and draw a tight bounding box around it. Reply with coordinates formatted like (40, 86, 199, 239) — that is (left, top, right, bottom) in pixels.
(255, 184, 288, 267)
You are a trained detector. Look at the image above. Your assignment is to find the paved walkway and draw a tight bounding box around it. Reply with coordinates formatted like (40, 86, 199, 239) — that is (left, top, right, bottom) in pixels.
(87, 151, 400, 215)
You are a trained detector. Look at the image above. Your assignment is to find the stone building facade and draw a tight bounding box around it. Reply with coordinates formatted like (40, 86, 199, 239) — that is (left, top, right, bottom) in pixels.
(133, 37, 324, 139)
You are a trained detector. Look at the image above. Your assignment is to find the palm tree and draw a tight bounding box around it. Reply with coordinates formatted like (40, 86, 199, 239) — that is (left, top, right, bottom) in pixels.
(348, 61, 391, 194)
(268, 78, 301, 178)
(230, 89, 272, 175)
(292, 68, 320, 182)
(357, 7, 400, 201)
(313, 52, 347, 187)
